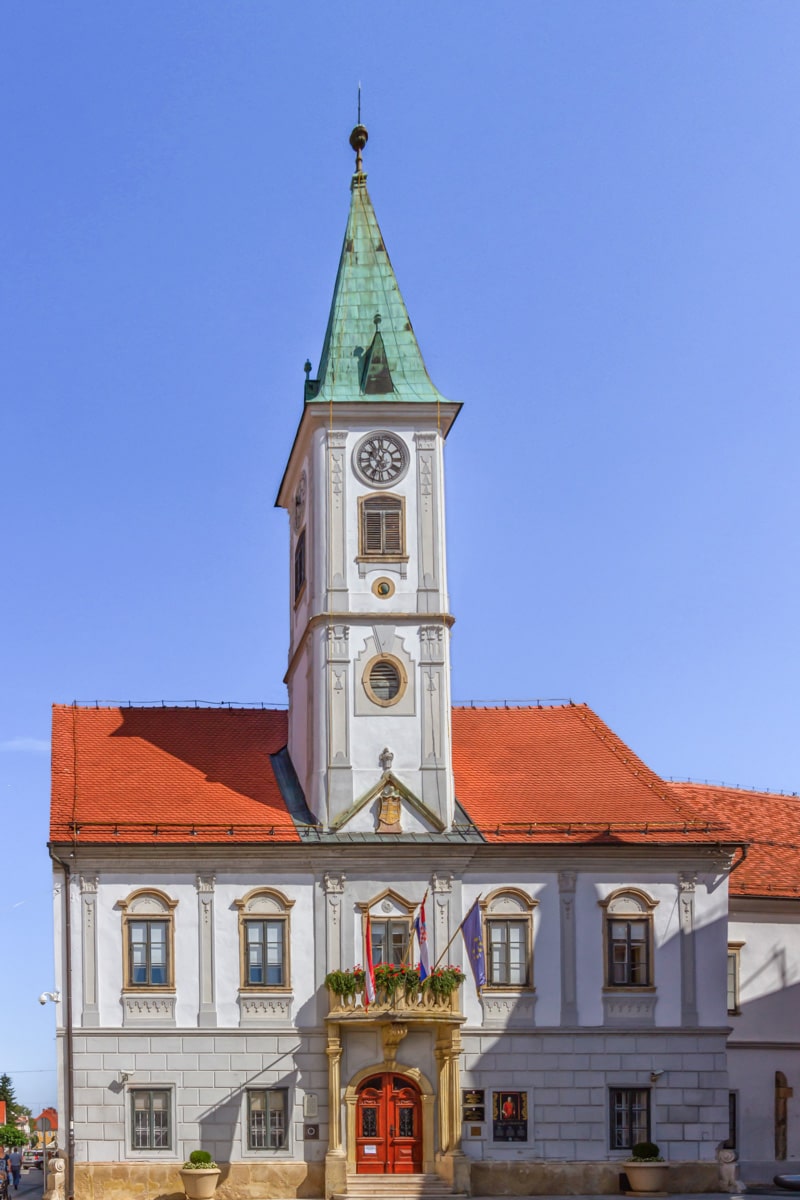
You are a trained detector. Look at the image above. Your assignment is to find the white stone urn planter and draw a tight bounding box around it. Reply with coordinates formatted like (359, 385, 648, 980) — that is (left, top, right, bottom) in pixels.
(624, 1160, 669, 1193)
(179, 1166, 221, 1199)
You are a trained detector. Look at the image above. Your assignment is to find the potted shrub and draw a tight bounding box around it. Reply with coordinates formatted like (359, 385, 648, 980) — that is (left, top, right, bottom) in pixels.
(625, 1141, 668, 1193)
(179, 1150, 221, 1199)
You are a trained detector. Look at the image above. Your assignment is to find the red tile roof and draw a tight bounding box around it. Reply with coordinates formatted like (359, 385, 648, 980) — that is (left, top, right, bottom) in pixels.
(451, 704, 734, 844)
(52, 702, 738, 850)
(670, 782, 800, 899)
(51, 705, 299, 843)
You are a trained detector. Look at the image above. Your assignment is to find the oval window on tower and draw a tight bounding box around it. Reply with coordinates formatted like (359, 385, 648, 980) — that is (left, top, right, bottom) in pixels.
(363, 655, 407, 707)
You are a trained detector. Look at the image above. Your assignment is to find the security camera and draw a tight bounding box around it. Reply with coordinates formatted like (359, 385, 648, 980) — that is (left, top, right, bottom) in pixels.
(38, 993, 48, 1006)
(650, 1069, 665, 1082)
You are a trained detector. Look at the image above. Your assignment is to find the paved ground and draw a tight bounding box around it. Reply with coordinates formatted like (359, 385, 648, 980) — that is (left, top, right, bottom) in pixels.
(8, 1167, 44, 1198)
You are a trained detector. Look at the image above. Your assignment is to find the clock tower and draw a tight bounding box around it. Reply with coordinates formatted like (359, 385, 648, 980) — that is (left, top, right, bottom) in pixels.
(276, 125, 460, 832)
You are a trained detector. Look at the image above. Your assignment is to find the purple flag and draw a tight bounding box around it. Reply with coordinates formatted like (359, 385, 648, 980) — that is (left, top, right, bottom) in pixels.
(461, 901, 486, 988)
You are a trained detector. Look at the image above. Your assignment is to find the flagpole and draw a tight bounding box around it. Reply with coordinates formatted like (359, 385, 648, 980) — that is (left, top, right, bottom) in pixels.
(402, 890, 428, 969)
(432, 893, 482, 971)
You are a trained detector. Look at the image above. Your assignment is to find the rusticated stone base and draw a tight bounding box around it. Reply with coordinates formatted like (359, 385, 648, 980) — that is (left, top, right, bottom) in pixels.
(469, 1159, 721, 1195)
(73, 1160, 324, 1200)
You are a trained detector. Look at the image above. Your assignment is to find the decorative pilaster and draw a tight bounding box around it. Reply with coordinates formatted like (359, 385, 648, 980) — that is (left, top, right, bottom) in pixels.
(196, 874, 217, 1027)
(558, 870, 578, 1025)
(325, 625, 352, 823)
(323, 872, 346, 973)
(79, 874, 100, 1027)
(679, 873, 698, 1026)
(414, 431, 440, 610)
(326, 1029, 343, 1151)
(431, 873, 452, 965)
(326, 430, 348, 606)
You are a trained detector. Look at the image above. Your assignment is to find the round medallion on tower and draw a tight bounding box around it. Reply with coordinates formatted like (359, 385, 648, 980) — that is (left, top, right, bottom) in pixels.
(353, 430, 409, 487)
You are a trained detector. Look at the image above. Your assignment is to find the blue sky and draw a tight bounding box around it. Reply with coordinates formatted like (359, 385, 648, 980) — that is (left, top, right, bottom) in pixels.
(2, 1, 799, 1111)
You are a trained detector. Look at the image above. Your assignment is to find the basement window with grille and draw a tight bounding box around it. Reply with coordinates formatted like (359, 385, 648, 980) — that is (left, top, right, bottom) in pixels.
(363, 655, 407, 707)
(358, 494, 406, 559)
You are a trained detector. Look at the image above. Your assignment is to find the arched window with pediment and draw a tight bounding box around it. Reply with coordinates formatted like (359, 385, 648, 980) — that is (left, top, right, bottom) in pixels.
(235, 888, 294, 990)
(119, 889, 178, 990)
(479, 888, 538, 989)
(599, 888, 659, 988)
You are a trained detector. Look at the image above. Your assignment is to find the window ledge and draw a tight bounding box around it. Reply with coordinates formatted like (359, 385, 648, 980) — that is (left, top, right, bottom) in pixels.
(238, 992, 294, 1027)
(122, 992, 177, 1027)
(480, 990, 537, 1031)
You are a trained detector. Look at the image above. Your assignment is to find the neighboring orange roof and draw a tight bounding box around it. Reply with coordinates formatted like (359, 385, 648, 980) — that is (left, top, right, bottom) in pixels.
(50, 705, 299, 843)
(670, 782, 800, 899)
(35, 1107, 58, 1130)
(52, 702, 738, 849)
(451, 704, 734, 844)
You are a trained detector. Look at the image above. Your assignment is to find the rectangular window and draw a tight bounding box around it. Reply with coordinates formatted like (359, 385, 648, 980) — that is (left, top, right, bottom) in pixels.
(609, 1088, 650, 1150)
(487, 919, 529, 986)
(248, 1089, 288, 1150)
(129, 920, 169, 986)
(723, 1092, 737, 1150)
(294, 530, 306, 602)
(244, 919, 285, 987)
(131, 1089, 171, 1150)
(360, 496, 405, 557)
(727, 944, 742, 1014)
(608, 919, 650, 987)
(370, 919, 410, 966)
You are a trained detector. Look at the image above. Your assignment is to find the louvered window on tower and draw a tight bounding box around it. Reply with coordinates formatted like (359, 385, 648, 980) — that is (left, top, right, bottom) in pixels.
(360, 495, 405, 557)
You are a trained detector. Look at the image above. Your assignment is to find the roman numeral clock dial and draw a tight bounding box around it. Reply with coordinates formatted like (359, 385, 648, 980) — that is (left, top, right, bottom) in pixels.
(353, 431, 409, 487)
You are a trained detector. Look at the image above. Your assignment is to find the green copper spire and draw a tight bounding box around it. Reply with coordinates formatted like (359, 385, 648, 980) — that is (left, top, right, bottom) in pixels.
(308, 126, 449, 405)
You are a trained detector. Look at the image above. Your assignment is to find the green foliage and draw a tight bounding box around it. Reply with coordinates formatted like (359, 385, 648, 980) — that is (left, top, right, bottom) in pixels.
(424, 966, 465, 997)
(0, 1075, 30, 1123)
(325, 968, 364, 997)
(183, 1149, 218, 1169)
(629, 1141, 663, 1161)
(0, 1125, 28, 1148)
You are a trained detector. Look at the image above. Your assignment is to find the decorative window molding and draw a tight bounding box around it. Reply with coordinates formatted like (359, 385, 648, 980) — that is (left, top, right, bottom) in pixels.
(479, 889, 537, 990)
(357, 493, 407, 561)
(609, 1087, 650, 1151)
(358, 889, 416, 966)
(118, 889, 178, 992)
(247, 1088, 289, 1152)
(234, 888, 294, 992)
(599, 888, 658, 990)
(728, 942, 744, 1015)
(362, 653, 408, 708)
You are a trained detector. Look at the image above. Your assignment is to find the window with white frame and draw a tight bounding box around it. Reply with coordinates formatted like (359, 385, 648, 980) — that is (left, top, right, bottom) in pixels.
(609, 1088, 650, 1150)
(248, 1088, 288, 1150)
(480, 889, 537, 989)
(131, 1089, 171, 1150)
(235, 888, 294, 990)
(600, 888, 658, 989)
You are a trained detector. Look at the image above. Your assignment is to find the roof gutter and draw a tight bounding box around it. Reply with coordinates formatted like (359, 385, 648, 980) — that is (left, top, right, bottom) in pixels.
(49, 849, 75, 1200)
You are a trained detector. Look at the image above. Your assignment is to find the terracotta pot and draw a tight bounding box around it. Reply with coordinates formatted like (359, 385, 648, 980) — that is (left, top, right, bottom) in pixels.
(179, 1167, 221, 1199)
(625, 1160, 669, 1192)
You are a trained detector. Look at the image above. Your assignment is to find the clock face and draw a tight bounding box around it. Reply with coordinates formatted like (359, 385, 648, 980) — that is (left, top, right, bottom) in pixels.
(293, 472, 306, 531)
(353, 431, 409, 487)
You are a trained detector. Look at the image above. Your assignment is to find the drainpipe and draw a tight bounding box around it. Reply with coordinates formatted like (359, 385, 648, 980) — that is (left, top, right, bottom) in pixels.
(49, 850, 75, 1200)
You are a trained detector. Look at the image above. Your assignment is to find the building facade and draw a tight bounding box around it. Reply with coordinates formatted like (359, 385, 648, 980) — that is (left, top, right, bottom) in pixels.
(50, 127, 798, 1199)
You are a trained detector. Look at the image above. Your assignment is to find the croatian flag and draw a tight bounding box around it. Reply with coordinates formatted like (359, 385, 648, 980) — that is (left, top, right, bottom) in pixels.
(414, 898, 431, 981)
(364, 914, 377, 1008)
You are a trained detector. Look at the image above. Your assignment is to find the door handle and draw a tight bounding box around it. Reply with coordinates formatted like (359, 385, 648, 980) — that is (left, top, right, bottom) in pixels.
(390, 1125, 395, 1136)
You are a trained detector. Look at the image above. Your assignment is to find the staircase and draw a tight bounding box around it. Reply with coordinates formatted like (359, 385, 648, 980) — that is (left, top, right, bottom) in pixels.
(334, 1173, 466, 1200)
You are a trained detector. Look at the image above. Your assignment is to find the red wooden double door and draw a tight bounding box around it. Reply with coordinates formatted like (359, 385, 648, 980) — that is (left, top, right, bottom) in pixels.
(355, 1073, 422, 1173)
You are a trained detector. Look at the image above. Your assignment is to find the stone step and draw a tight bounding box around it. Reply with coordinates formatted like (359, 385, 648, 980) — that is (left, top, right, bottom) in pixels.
(335, 1175, 463, 1199)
